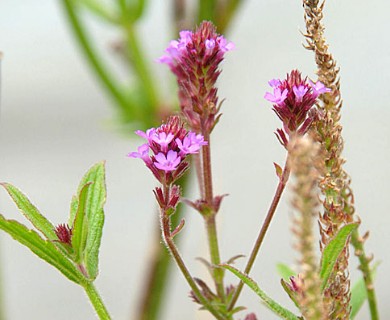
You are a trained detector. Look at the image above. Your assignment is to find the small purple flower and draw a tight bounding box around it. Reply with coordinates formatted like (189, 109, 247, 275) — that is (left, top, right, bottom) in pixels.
(128, 144, 151, 164)
(216, 36, 235, 52)
(309, 79, 331, 98)
(176, 132, 208, 156)
(154, 150, 181, 172)
(293, 85, 308, 103)
(268, 78, 281, 88)
(264, 88, 288, 105)
(205, 39, 216, 54)
(152, 132, 175, 152)
(135, 128, 156, 143)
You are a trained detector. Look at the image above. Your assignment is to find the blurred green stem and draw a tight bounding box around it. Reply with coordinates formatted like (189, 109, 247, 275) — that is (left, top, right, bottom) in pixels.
(0, 243, 5, 320)
(198, 0, 217, 22)
(61, 0, 140, 120)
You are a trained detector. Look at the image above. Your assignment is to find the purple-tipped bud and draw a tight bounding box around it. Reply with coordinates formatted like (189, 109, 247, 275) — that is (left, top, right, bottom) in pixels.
(244, 313, 258, 320)
(54, 224, 72, 245)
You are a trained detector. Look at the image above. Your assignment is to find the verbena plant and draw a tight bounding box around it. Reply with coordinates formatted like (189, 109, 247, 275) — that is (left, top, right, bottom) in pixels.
(0, 1, 379, 319)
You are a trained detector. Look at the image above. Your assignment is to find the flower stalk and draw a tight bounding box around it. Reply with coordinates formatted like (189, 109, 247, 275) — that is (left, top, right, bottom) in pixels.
(83, 282, 112, 320)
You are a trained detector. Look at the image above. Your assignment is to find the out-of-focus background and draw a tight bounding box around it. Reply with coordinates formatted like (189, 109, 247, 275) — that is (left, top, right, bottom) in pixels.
(0, 1, 389, 319)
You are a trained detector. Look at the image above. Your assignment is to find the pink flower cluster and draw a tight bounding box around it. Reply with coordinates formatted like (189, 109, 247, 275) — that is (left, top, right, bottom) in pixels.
(158, 21, 234, 132)
(264, 70, 330, 147)
(129, 116, 207, 184)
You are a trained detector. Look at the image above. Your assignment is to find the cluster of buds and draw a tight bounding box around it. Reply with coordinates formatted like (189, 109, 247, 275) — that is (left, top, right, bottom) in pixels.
(159, 21, 234, 133)
(129, 116, 207, 185)
(54, 223, 73, 246)
(264, 70, 330, 148)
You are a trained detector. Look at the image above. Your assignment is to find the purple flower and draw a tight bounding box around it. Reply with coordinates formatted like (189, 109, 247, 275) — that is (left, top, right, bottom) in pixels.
(128, 144, 151, 164)
(293, 85, 308, 103)
(216, 36, 235, 52)
(135, 128, 156, 143)
(176, 132, 208, 156)
(154, 151, 181, 172)
(264, 88, 288, 105)
(309, 79, 331, 98)
(268, 78, 281, 88)
(152, 132, 175, 152)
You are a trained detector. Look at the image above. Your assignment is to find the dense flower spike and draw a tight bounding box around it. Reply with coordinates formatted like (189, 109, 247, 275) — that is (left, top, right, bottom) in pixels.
(128, 116, 208, 185)
(264, 70, 330, 148)
(159, 21, 233, 132)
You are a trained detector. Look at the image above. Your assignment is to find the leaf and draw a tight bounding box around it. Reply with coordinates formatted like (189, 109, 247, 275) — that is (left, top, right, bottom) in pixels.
(273, 162, 283, 179)
(0, 214, 84, 284)
(71, 183, 91, 263)
(276, 263, 296, 280)
(220, 264, 300, 320)
(350, 263, 379, 319)
(78, 0, 119, 24)
(70, 162, 106, 280)
(320, 223, 358, 291)
(1, 183, 57, 240)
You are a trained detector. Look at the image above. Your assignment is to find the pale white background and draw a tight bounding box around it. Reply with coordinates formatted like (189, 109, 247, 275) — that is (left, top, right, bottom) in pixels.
(0, 1, 389, 319)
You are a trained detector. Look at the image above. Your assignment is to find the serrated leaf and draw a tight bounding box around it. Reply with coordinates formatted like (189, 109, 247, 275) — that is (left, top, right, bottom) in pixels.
(1, 183, 57, 240)
(71, 183, 91, 263)
(70, 162, 106, 280)
(220, 264, 300, 320)
(350, 263, 378, 319)
(276, 263, 296, 280)
(0, 214, 84, 284)
(320, 223, 358, 291)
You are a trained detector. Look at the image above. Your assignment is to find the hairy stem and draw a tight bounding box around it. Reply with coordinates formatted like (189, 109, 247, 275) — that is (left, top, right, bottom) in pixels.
(228, 155, 291, 311)
(83, 282, 111, 320)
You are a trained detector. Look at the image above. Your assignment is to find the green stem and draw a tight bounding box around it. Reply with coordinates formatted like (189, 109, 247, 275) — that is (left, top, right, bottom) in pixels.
(83, 282, 112, 320)
(122, 22, 159, 123)
(350, 229, 379, 320)
(198, 0, 217, 23)
(159, 197, 225, 320)
(61, 0, 137, 118)
(201, 132, 225, 301)
(228, 155, 291, 311)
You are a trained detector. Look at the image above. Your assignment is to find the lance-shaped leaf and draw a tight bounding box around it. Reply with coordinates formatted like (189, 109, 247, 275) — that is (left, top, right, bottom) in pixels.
(0, 214, 85, 284)
(276, 263, 296, 280)
(220, 264, 301, 320)
(1, 183, 57, 240)
(69, 162, 106, 280)
(71, 183, 92, 264)
(320, 223, 358, 291)
(350, 263, 378, 319)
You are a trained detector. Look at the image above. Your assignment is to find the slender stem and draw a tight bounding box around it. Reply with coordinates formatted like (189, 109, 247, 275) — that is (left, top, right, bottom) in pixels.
(228, 155, 291, 311)
(198, 0, 217, 23)
(83, 282, 112, 320)
(61, 0, 137, 118)
(159, 196, 225, 320)
(200, 132, 225, 300)
(350, 229, 379, 320)
(122, 22, 159, 121)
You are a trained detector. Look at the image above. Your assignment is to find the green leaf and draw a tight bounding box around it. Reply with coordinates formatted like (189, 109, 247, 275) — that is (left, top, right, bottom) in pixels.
(350, 263, 379, 319)
(220, 264, 301, 320)
(70, 162, 106, 280)
(1, 183, 57, 240)
(71, 183, 92, 263)
(276, 263, 296, 280)
(0, 214, 84, 284)
(320, 223, 358, 291)
(78, 0, 120, 24)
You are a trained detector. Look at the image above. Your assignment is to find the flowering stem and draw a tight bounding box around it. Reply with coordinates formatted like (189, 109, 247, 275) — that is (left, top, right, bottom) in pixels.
(201, 133, 226, 301)
(83, 282, 111, 320)
(159, 186, 225, 320)
(350, 229, 379, 320)
(228, 155, 291, 311)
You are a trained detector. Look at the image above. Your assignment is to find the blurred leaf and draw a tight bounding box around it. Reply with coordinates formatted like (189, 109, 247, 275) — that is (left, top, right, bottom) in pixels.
(220, 264, 300, 320)
(276, 263, 295, 280)
(71, 183, 92, 264)
(1, 183, 57, 241)
(273, 163, 283, 180)
(320, 223, 358, 291)
(350, 263, 379, 319)
(0, 214, 84, 284)
(69, 162, 106, 280)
